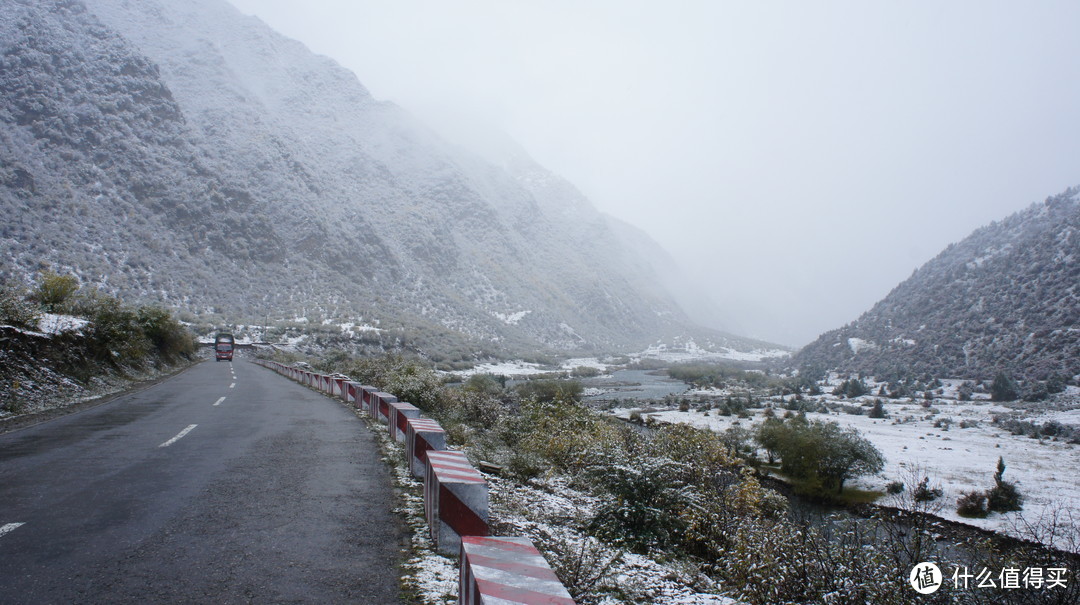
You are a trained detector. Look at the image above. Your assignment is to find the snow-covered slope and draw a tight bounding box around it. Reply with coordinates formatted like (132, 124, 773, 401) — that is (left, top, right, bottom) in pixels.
(794, 188, 1080, 383)
(0, 0, 758, 359)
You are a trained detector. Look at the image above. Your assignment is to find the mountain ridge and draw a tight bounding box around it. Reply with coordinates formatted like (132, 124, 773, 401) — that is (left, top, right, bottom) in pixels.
(1, 0, 772, 361)
(792, 187, 1080, 384)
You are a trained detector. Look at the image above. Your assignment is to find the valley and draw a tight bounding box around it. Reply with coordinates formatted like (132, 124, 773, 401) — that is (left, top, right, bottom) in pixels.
(2, 0, 1077, 602)
(609, 372, 1080, 552)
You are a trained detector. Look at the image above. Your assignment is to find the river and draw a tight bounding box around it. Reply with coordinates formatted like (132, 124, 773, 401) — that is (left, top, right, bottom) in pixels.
(580, 368, 689, 402)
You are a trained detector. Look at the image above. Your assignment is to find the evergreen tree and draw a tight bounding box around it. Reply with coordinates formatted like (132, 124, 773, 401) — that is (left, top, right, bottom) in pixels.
(868, 399, 886, 419)
(957, 382, 974, 401)
(986, 456, 1023, 512)
(990, 372, 1019, 402)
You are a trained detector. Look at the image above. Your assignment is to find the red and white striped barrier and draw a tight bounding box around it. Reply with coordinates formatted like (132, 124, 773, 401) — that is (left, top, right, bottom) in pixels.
(345, 381, 365, 405)
(365, 389, 379, 419)
(372, 391, 397, 423)
(459, 536, 575, 605)
(406, 417, 447, 478)
(387, 401, 421, 442)
(425, 450, 488, 555)
(253, 359, 575, 602)
(358, 385, 378, 415)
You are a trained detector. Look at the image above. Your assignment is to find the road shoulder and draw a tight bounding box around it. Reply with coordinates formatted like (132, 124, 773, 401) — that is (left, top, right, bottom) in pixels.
(0, 358, 202, 436)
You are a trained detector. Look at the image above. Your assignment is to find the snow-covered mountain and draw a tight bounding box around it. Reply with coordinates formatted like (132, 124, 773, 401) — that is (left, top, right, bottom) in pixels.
(0, 0, 762, 359)
(793, 187, 1080, 384)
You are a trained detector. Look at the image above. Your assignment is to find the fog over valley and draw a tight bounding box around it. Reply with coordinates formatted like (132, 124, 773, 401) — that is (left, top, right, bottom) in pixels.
(2, 2, 1079, 603)
(228, 0, 1080, 346)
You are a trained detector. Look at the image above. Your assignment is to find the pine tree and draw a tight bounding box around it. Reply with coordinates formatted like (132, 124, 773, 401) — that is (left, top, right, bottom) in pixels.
(987, 456, 1023, 512)
(868, 399, 886, 419)
(990, 373, 1019, 402)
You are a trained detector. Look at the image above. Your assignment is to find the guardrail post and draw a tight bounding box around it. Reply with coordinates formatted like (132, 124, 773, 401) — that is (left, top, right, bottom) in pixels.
(372, 392, 396, 423)
(424, 450, 488, 555)
(387, 401, 421, 442)
(406, 417, 446, 478)
(357, 385, 376, 416)
(459, 536, 576, 604)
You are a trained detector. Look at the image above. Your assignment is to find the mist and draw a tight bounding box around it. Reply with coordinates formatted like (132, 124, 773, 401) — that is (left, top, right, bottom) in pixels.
(228, 0, 1080, 347)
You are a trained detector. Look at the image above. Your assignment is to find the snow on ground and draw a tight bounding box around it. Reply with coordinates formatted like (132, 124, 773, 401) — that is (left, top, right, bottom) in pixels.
(338, 321, 382, 335)
(371, 386, 745, 604)
(451, 358, 616, 378)
(636, 339, 789, 364)
(615, 395, 1080, 549)
(1035, 407, 1080, 425)
(492, 310, 531, 325)
(454, 360, 550, 377)
(452, 339, 793, 379)
(489, 475, 741, 604)
(561, 357, 612, 371)
(280, 333, 307, 347)
(37, 313, 89, 335)
(384, 425, 740, 604)
(846, 337, 877, 354)
(359, 414, 459, 604)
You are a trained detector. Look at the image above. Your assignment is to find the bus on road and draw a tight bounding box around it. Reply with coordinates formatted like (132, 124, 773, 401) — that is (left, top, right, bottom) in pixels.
(215, 333, 234, 362)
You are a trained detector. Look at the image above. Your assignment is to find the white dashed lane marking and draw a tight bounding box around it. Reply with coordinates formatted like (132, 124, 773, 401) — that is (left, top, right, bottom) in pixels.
(159, 424, 198, 448)
(213, 397, 226, 407)
(229, 383, 235, 389)
(0, 523, 25, 539)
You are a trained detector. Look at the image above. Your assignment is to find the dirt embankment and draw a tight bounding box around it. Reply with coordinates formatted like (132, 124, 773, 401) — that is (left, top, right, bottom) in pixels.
(1, 325, 200, 435)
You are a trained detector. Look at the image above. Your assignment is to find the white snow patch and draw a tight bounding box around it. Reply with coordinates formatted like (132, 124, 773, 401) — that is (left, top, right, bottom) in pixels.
(847, 337, 878, 354)
(37, 313, 89, 335)
(455, 360, 550, 377)
(492, 310, 531, 325)
(282, 334, 307, 347)
(560, 357, 610, 371)
(338, 321, 382, 335)
(637, 339, 788, 363)
(488, 475, 742, 604)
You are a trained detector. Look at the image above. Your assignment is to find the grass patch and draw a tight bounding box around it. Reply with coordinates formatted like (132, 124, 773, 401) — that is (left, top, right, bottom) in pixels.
(833, 487, 885, 505)
(763, 468, 884, 506)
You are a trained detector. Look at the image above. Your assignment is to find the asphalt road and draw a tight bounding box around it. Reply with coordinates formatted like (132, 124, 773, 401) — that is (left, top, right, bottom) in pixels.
(0, 357, 405, 604)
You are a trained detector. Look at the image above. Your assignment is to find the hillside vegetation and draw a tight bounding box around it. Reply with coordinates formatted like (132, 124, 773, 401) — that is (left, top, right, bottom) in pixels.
(293, 351, 1078, 604)
(0, 0, 755, 362)
(0, 271, 196, 418)
(794, 188, 1079, 387)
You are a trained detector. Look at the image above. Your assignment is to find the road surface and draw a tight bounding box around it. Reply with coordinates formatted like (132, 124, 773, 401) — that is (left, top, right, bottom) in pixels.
(0, 358, 405, 603)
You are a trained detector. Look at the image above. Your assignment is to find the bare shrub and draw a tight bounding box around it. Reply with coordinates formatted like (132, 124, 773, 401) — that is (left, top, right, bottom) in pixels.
(539, 535, 623, 604)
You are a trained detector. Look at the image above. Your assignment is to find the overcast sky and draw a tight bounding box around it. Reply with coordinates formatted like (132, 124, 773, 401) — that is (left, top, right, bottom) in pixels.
(228, 0, 1080, 347)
